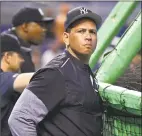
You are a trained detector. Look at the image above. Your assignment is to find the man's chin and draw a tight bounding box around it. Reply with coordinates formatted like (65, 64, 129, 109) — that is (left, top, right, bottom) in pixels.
(76, 51, 92, 58)
(82, 50, 93, 56)
(30, 40, 43, 46)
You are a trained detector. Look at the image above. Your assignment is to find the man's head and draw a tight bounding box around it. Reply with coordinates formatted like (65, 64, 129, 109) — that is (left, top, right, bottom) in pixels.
(12, 7, 54, 45)
(63, 7, 102, 61)
(1, 34, 24, 72)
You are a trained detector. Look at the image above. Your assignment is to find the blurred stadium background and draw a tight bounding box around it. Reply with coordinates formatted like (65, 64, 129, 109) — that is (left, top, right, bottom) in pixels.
(0, 1, 141, 70)
(1, 1, 141, 136)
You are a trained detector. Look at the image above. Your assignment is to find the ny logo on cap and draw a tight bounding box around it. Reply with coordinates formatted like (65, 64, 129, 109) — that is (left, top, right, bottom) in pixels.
(80, 7, 88, 14)
(38, 8, 44, 16)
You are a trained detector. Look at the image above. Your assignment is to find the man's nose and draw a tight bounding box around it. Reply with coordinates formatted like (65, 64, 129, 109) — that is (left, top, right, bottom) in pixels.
(85, 32, 92, 40)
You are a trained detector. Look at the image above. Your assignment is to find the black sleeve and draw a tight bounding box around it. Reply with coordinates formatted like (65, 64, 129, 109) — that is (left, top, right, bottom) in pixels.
(27, 68, 65, 111)
(0, 72, 19, 96)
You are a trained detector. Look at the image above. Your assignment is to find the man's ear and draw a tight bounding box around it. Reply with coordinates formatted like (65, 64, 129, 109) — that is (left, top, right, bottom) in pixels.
(63, 32, 69, 48)
(20, 23, 29, 33)
(4, 52, 11, 64)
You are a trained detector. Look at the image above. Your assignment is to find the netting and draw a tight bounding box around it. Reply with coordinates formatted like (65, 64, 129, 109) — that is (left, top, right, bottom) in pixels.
(101, 53, 142, 136)
(115, 61, 141, 92)
(103, 112, 142, 136)
(101, 89, 141, 136)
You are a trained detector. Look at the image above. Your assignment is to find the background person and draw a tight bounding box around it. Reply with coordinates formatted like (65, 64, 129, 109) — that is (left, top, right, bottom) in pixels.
(0, 34, 34, 136)
(1, 7, 54, 73)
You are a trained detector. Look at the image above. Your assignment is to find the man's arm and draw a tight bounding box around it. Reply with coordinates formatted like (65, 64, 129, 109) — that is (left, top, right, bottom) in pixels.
(8, 68, 65, 136)
(13, 73, 34, 93)
(8, 88, 48, 136)
(0, 72, 34, 95)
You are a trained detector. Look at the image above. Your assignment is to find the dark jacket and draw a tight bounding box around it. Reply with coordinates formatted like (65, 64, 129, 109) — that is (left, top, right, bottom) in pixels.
(8, 51, 103, 136)
(0, 69, 20, 136)
(31, 51, 103, 136)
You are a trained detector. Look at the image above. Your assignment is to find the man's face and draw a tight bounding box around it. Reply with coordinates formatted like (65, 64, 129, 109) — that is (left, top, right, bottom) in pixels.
(64, 19, 97, 57)
(26, 22, 47, 45)
(8, 52, 24, 72)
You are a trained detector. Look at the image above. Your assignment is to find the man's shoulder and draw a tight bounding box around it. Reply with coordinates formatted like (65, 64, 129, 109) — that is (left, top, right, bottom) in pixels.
(31, 53, 68, 77)
(45, 52, 70, 69)
(33, 52, 74, 79)
(0, 72, 19, 95)
(0, 72, 19, 82)
(43, 52, 76, 77)
(1, 28, 30, 48)
(2, 28, 16, 36)
(1, 29, 19, 41)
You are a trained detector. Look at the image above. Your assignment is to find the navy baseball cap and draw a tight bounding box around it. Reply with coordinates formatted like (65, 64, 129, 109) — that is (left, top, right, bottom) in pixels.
(65, 7, 102, 30)
(1, 34, 23, 56)
(12, 7, 54, 27)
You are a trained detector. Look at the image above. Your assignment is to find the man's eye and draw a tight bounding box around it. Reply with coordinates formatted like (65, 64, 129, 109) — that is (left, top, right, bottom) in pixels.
(78, 29, 86, 34)
(90, 31, 96, 35)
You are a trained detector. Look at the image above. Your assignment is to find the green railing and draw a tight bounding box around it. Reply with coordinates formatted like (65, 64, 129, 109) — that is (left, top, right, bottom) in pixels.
(99, 82, 141, 136)
(88, 1, 141, 135)
(89, 1, 138, 69)
(96, 12, 141, 84)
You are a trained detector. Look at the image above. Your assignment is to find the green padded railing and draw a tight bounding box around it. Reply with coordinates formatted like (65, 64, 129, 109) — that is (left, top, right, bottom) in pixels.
(99, 82, 142, 136)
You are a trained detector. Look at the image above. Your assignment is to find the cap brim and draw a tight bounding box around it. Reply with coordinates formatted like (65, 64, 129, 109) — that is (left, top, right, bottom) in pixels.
(66, 12, 102, 30)
(42, 17, 54, 23)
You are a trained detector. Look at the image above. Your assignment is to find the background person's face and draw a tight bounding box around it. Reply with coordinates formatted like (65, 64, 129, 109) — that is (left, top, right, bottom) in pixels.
(8, 52, 24, 72)
(68, 19, 97, 57)
(26, 22, 47, 45)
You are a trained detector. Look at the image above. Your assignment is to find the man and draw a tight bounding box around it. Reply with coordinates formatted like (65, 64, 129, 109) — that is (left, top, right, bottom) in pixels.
(1, 7, 54, 72)
(9, 7, 103, 136)
(0, 34, 34, 136)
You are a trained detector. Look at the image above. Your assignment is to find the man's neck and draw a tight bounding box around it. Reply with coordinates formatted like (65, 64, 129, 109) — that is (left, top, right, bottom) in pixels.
(67, 48, 90, 64)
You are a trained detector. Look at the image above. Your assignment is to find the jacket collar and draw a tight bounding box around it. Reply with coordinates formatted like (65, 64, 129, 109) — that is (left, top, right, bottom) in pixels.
(64, 50, 92, 73)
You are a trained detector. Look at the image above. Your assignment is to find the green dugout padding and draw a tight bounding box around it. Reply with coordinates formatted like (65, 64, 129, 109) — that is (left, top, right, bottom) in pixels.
(89, 1, 138, 69)
(98, 82, 141, 116)
(98, 82, 142, 136)
(96, 12, 141, 84)
(98, 64, 142, 132)
(89, 1, 142, 135)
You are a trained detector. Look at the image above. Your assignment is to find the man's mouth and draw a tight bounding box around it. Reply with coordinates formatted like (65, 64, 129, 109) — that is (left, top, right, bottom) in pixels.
(84, 44, 92, 47)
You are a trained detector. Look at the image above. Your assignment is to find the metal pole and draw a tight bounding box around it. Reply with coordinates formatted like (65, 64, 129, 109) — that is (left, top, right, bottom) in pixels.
(96, 12, 141, 84)
(89, 1, 138, 69)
